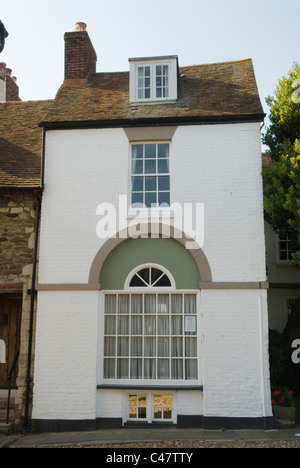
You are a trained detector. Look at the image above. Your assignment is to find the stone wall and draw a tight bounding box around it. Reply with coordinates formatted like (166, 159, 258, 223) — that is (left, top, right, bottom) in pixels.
(0, 188, 37, 418)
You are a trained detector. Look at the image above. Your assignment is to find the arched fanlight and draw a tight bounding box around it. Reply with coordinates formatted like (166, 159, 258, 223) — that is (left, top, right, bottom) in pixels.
(129, 266, 172, 288)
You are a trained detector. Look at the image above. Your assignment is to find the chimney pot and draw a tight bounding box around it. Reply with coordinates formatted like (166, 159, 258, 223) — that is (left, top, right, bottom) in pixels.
(75, 22, 87, 32)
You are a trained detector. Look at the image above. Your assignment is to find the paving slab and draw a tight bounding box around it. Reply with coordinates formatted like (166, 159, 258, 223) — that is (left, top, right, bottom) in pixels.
(1, 427, 300, 448)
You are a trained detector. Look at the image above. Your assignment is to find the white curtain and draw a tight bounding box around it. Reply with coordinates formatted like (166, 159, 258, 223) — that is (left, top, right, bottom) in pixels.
(105, 295, 116, 314)
(144, 359, 156, 379)
(184, 295, 196, 314)
(104, 293, 198, 381)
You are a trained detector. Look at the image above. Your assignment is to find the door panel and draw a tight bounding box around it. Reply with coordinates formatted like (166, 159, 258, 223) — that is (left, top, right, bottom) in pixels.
(0, 297, 22, 388)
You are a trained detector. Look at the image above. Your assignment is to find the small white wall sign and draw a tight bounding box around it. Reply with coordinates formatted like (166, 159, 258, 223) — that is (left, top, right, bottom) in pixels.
(0, 339, 6, 364)
(184, 316, 196, 333)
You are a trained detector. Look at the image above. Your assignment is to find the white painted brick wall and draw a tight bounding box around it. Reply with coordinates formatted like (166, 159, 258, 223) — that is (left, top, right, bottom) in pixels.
(33, 122, 272, 422)
(32, 291, 99, 420)
(201, 289, 272, 418)
(38, 122, 266, 285)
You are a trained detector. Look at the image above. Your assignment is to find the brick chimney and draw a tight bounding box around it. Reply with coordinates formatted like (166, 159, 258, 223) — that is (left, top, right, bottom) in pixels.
(0, 62, 20, 102)
(64, 22, 97, 84)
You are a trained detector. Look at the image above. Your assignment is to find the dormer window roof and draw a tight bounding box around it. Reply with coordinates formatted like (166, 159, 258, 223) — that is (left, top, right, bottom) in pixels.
(129, 56, 178, 103)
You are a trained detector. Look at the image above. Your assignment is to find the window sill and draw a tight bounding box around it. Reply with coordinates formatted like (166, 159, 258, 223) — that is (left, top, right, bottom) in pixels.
(127, 207, 173, 219)
(130, 99, 177, 106)
(97, 384, 203, 391)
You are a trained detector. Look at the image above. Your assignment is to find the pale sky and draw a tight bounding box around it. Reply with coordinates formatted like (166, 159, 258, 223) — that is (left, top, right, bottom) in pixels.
(1, 0, 299, 135)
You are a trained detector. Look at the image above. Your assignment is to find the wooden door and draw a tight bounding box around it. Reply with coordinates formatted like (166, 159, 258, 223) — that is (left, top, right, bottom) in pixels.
(0, 297, 22, 388)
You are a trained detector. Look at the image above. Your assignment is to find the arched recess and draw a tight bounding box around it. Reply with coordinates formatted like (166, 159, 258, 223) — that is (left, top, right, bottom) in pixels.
(89, 223, 212, 288)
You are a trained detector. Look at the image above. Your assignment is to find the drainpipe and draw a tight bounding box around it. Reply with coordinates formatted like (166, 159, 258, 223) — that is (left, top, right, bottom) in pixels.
(24, 127, 46, 426)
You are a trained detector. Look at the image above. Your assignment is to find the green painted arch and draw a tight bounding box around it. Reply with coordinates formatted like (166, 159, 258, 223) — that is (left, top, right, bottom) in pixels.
(100, 237, 201, 290)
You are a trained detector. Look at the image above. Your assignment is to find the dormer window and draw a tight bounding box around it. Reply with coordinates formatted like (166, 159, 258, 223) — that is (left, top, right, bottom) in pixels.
(129, 56, 178, 103)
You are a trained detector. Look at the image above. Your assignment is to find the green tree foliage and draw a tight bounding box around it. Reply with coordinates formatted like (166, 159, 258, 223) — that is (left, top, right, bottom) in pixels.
(263, 63, 300, 267)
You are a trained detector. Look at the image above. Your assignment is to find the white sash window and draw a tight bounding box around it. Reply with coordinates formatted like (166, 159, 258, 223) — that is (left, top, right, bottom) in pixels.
(103, 266, 198, 384)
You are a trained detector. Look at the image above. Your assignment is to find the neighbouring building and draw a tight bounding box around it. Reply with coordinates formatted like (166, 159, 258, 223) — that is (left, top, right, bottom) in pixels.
(262, 154, 300, 333)
(29, 23, 275, 431)
(0, 62, 49, 420)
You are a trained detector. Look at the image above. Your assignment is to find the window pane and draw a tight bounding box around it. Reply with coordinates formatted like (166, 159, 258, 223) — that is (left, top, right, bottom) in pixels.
(172, 316, 182, 335)
(156, 88, 162, 98)
(145, 88, 150, 99)
(151, 268, 164, 285)
(132, 177, 144, 192)
(131, 337, 143, 356)
(132, 159, 143, 175)
(118, 337, 129, 356)
(158, 176, 170, 191)
(158, 316, 169, 336)
(145, 66, 151, 77)
(171, 295, 182, 314)
(172, 337, 183, 357)
(185, 337, 197, 357)
(138, 268, 150, 285)
(118, 316, 129, 335)
(131, 315, 143, 335)
(144, 359, 156, 379)
(158, 192, 170, 207)
(158, 295, 169, 313)
(145, 144, 156, 158)
(184, 295, 196, 314)
(131, 295, 143, 313)
(185, 360, 198, 380)
(145, 316, 156, 335)
(145, 176, 157, 191)
(104, 337, 116, 356)
(171, 359, 183, 379)
(158, 159, 169, 174)
(144, 337, 156, 357)
(117, 359, 129, 379)
(130, 273, 147, 287)
(158, 359, 170, 379)
(145, 192, 157, 208)
(118, 295, 129, 314)
(104, 358, 115, 379)
(105, 295, 116, 314)
(132, 144, 143, 159)
(144, 294, 156, 313)
(280, 251, 288, 261)
(158, 144, 169, 158)
(145, 159, 157, 174)
(130, 359, 142, 379)
(132, 193, 144, 206)
(158, 337, 169, 356)
(105, 316, 116, 335)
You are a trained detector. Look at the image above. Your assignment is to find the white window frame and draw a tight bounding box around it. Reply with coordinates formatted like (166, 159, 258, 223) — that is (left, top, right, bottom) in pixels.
(99, 265, 201, 387)
(129, 57, 178, 103)
(126, 391, 176, 424)
(124, 263, 176, 291)
(130, 141, 171, 210)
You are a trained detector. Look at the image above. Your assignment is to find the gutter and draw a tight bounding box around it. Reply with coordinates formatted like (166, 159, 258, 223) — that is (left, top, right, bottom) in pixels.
(24, 127, 46, 426)
(40, 113, 266, 131)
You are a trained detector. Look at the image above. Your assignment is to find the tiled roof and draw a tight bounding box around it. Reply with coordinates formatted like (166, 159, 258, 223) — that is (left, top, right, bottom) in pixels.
(43, 58, 264, 127)
(0, 58, 264, 187)
(0, 101, 50, 187)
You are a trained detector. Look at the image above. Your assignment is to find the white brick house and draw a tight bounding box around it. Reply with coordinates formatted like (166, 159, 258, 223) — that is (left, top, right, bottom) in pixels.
(32, 23, 275, 431)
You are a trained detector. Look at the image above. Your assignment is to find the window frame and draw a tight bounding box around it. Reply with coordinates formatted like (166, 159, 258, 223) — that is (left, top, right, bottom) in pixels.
(124, 264, 176, 291)
(129, 57, 178, 103)
(99, 284, 200, 387)
(126, 392, 175, 424)
(276, 234, 293, 264)
(130, 141, 171, 210)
